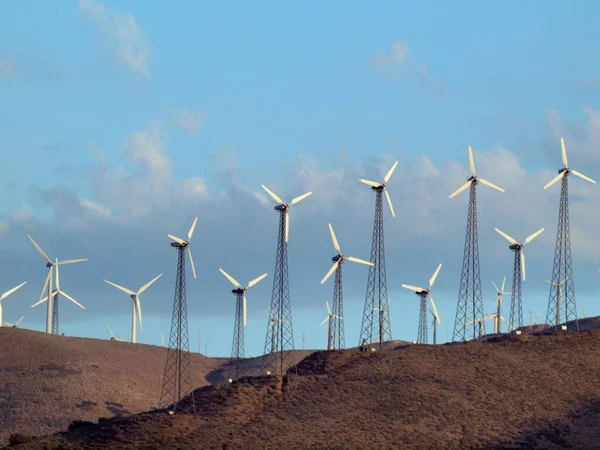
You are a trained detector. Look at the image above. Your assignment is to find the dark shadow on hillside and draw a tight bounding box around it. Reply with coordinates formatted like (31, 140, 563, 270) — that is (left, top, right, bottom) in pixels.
(481, 397, 600, 449)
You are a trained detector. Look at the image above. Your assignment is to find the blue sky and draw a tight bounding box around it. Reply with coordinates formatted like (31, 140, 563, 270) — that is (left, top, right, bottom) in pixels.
(0, 0, 600, 356)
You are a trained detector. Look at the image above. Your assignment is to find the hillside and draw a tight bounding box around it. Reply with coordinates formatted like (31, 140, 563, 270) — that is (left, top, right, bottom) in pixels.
(9, 326, 600, 449)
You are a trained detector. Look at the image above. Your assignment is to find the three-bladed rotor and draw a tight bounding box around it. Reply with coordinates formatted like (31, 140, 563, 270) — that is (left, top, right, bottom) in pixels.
(320, 223, 373, 284)
(320, 300, 342, 327)
(358, 160, 398, 217)
(261, 185, 312, 243)
(401, 263, 442, 324)
(492, 277, 512, 309)
(543, 138, 596, 189)
(168, 217, 198, 279)
(219, 268, 268, 326)
(494, 227, 544, 281)
(449, 146, 505, 199)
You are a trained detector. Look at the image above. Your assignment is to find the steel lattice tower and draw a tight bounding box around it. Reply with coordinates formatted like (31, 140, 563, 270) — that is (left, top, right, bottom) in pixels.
(450, 146, 504, 342)
(52, 294, 59, 334)
(229, 291, 245, 380)
(159, 245, 195, 414)
(359, 188, 392, 348)
(417, 294, 428, 344)
(546, 175, 577, 330)
(509, 250, 523, 329)
(330, 267, 344, 349)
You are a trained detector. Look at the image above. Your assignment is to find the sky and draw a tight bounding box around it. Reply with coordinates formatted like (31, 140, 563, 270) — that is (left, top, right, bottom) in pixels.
(1, 0, 600, 357)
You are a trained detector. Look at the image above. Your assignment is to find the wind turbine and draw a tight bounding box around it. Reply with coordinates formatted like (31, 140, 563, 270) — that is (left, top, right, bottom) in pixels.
(449, 146, 504, 342)
(320, 223, 372, 350)
(546, 277, 568, 326)
(467, 313, 511, 337)
(494, 227, 544, 330)
(108, 325, 126, 342)
(102, 274, 163, 343)
(543, 138, 595, 330)
(260, 184, 311, 376)
(32, 257, 86, 333)
(320, 301, 342, 350)
(3, 316, 24, 328)
(168, 217, 197, 279)
(428, 311, 447, 345)
(401, 263, 442, 345)
(492, 277, 511, 334)
(0, 282, 27, 328)
(27, 234, 87, 334)
(358, 160, 398, 349)
(219, 268, 267, 380)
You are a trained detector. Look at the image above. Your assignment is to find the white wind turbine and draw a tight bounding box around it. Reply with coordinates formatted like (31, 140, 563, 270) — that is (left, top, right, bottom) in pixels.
(449, 146, 505, 199)
(168, 217, 198, 279)
(261, 185, 312, 242)
(546, 277, 569, 324)
(3, 315, 24, 328)
(494, 228, 545, 282)
(320, 301, 342, 350)
(27, 234, 87, 333)
(401, 264, 442, 344)
(266, 306, 287, 353)
(108, 325, 126, 342)
(102, 273, 163, 343)
(219, 268, 268, 327)
(0, 282, 27, 328)
(467, 313, 512, 336)
(492, 277, 511, 334)
(543, 138, 596, 190)
(359, 160, 398, 217)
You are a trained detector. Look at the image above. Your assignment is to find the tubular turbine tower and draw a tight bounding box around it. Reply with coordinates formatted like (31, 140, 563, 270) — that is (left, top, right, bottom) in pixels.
(260, 184, 312, 376)
(449, 147, 504, 342)
(357, 161, 398, 349)
(159, 217, 198, 414)
(543, 138, 596, 330)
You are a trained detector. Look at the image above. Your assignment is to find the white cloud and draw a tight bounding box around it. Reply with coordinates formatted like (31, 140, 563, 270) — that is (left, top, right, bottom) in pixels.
(373, 41, 410, 67)
(79, 0, 150, 77)
(167, 108, 208, 134)
(0, 58, 17, 79)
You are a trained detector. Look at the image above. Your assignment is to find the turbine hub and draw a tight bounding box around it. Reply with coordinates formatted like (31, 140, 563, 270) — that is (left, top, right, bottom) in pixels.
(371, 185, 384, 191)
(509, 244, 522, 250)
(170, 242, 188, 248)
(332, 254, 342, 262)
(274, 204, 288, 211)
(559, 167, 568, 174)
(467, 175, 477, 182)
(232, 288, 244, 295)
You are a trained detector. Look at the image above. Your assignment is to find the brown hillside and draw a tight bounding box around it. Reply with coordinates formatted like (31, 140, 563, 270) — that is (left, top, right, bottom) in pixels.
(11, 328, 600, 449)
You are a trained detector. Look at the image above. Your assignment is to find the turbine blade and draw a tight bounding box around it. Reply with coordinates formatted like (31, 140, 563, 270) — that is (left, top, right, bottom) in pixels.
(501, 276, 506, 293)
(285, 212, 289, 243)
(561, 137, 568, 167)
(449, 180, 472, 199)
(326, 301, 331, 315)
(359, 178, 381, 188)
(137, 273, 163, 295)
(320, 261, 340, 285)
(478, 178, 505, 193)
(15, 316, 24, 325)
(320, 316, 329, 327)
(384, 188, 395, 218)
(58, 258, 88, 265)
(243, 292, 247, 327)
(247, 273, 267, 289)
(0, 281, 26, 302)
(401, 284, 425, 292)
(60, 290, 85, 309)
(571, 169, 597, 185)
(168, 234, 186, 245)
(261, 184, 284, 204)
(40, 269, 51, 301)
(328, 223, 340, 253)
(188, 246, 197, 280)
(543, 172, 564, 190)
(429, 294, 441, 324)
(524, 228, 544, 245)
(31, 297, 47, 308)
(108, 325, 115, 338)
(492, 281, 500, 293)
(291, 191, 312, 204)
(136, 297, 143, 332)
(428, 263, 442, 289)
(27, 234, 52, 264)
(384, 160, 399, 184)
(219, 268, 241, 288)
(345, 256, 373, 266)
(468, 146, 476, 176)
(521, 250, 526, 281)
(188, 217, 198, 241)
(55, 259, 60, 291)
(494, 227, 518, 245)
(103, 279, 135, 296)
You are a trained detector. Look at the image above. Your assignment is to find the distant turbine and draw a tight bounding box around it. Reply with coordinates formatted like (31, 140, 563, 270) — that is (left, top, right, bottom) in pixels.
(491, 278, 511, 333)
(320, 301, 342, 350)
(0, 282, 27, 328)
(27, 234, 87, 334)
(449, 146, 504, 342)
(108, 325, 126, 342)
(103, 273, 163, 343)
(543, 138, 595, 330)
(3, 316, 24, 328)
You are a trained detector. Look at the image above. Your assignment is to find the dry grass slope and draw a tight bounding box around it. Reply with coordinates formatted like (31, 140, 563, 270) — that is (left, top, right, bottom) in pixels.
(10, 326, 600, 449)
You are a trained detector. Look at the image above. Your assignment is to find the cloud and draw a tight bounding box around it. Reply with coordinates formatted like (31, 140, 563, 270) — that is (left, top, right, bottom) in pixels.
(373, 41, 446, 95)
(166, 108, 209, 134)
(79, 0, 150, 77)
(4, 108, 600, 354)
(0, 58, 17, 79)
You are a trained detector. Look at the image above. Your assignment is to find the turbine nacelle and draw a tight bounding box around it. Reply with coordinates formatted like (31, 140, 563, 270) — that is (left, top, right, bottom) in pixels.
(232, 288, 245, 295)
(274, 204, 288, 212)
(509, 243, 522, 251)
(332, 254, 342, 263)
